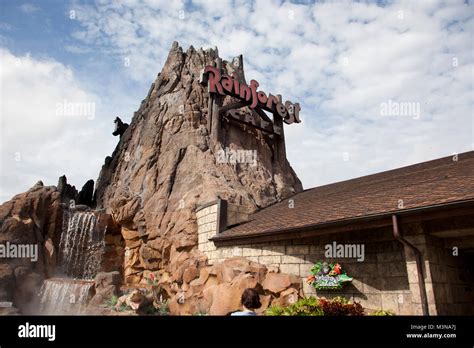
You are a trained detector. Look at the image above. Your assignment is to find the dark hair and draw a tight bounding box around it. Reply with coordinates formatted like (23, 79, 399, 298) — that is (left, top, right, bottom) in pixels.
(241, 288, 261, 310)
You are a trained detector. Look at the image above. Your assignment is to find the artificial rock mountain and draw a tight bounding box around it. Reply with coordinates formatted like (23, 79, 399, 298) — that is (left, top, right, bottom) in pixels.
(0, 42, 303, 315)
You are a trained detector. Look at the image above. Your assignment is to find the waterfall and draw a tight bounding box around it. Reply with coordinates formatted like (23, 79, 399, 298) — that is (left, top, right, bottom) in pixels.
(37, 210, 108, 315)
(57, 211, 107, 279)
(38, 278, 94, 315)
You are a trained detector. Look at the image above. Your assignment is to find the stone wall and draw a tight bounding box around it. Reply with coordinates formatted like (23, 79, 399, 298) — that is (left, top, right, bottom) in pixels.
(197, 200, 474, 315)
(196, 202, 219, 257)
(422, 235, 474, 315)
(197, 210, 417, 314)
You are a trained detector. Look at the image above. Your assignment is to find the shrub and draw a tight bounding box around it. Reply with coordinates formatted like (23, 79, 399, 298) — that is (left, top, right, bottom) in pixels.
(265, 305, 286, 316)
(266, 296, 364, 316)
(266, 297, 323, 316)
(156, 300, 169, 316)
(103, 295, 129, 312)
(319, 297, 364, 316)
(104, 295, 127, 312)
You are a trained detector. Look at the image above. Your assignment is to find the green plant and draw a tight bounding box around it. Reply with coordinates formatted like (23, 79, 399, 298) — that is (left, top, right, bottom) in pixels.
(307, 262, 353, 290)
(103, 294, 127, 312)
(104, 295, 119, 309)
(371, 309, 395, 316)
(266, 296, 364, 316)
(265, 305, 286, 316)
(155, 300, 169, 316)
(266, 297, 323, 316)
(193, 310, 208, 316)
(115, 302, 129, 312)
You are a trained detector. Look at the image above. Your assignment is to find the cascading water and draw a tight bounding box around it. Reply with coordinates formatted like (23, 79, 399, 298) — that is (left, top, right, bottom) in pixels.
(57, 211, 107, 279)
(38, 210, 107, 314)
(38, 278, 94, 315)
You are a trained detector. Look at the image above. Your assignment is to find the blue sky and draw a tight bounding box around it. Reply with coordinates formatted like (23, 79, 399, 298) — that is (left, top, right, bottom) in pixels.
(0, 0, 473, 203)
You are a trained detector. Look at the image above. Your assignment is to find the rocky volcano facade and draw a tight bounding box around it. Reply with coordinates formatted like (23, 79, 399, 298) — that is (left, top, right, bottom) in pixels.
(94, 42, 302, 285)
(0, 42, 303, 315)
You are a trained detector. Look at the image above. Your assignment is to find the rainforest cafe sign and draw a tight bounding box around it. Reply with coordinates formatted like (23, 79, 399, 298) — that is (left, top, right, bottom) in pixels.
(201, 66, 301, 125)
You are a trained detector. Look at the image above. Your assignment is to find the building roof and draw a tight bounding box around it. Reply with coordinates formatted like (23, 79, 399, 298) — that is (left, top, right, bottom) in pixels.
(212, 151, 474, 242)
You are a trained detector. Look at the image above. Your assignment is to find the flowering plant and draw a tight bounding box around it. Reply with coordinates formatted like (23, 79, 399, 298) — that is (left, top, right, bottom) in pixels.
(306, 261, 352, 290)
(146, 273, 159, 286)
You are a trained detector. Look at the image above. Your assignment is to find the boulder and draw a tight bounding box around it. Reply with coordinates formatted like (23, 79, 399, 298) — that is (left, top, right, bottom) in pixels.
(220, 257, 252, 273)
(209, 273, 258, 315)
(255, 294, 272, 314)
(92, 271, 121, 304)
(0, 183, 62, 309)
(182, 266, 199, 283)
(95, 271, 121, 288)
(121, 228, 143, 240)
(262, 273, 300, 294)
(271, 287, 300, 308)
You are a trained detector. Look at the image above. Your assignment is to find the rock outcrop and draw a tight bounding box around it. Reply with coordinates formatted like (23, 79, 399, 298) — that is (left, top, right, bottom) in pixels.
(77, 179, 94, 206)
(1, 42, 304, 315)
(93, 42, 302, 294)
(0, 177, 122, 313)
(0, 181, 62, 313)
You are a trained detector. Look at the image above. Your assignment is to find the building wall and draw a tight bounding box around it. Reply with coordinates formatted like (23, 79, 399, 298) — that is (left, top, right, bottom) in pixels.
(401, 222, 474, 316)
(197, 202, 416, 314)
(196, 202, 474, 315)
(424, 235, 474, 315)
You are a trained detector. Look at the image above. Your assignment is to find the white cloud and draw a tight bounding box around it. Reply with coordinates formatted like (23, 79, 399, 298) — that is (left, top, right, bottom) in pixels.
(68, 0, 472, 189)
(1, 0, 472, 202)
(19, 3, 40, 14)
(0, 48, 118, 202)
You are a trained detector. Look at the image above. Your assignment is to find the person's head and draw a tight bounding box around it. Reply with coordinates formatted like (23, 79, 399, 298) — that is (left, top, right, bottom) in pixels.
(241, 288, 261, 311)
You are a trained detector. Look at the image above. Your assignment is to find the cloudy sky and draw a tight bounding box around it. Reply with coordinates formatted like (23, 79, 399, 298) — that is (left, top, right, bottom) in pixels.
(0, 0, 472, 203)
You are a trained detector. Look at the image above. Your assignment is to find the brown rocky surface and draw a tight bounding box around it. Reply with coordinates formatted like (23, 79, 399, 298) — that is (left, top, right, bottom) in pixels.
(88, 271, 121, 306)
(92, 42, 302, 310)
(167, 257, 304, 315)
(1, 42, 304, 315)
(262, 272, 301, 294)
(0, 178, 123, 313)
(0, 181, 62, 312)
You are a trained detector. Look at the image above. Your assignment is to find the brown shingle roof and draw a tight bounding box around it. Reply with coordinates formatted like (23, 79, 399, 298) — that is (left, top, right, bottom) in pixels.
(213, 151, 474, 241)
